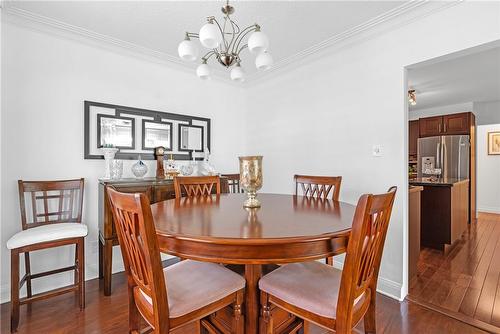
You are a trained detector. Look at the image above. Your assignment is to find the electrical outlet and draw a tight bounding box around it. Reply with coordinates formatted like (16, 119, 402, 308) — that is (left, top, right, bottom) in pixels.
(372, 145, 383, 157)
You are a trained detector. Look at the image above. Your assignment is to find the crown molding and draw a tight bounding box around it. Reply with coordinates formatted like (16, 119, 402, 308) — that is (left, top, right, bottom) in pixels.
(244, 0, 464, 84)
(1, 3, 234, 84)
(2, 1, 464, 86)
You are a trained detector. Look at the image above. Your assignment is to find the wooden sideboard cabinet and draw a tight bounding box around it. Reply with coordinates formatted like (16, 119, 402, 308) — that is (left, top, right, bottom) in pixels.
(98, 177, 229, 296)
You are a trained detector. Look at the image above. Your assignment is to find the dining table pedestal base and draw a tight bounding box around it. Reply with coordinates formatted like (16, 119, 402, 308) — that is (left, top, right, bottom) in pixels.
(245, 264, 263, 334)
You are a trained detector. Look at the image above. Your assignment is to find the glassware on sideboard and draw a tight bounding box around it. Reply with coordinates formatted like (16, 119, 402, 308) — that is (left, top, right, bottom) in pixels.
(131, 156, 148, 178)
(110, 160, 123, 179)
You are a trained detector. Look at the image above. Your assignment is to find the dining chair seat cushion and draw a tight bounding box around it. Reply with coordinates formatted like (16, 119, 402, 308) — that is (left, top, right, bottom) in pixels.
(7, 223, 88, 250)
(141, 260, 246, 318)
(259, 261, 347, 319)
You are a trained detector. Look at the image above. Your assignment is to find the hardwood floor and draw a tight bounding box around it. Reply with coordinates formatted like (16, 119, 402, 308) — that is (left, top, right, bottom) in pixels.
(0, 264, 487, 333)
(409, 212, 500, 333)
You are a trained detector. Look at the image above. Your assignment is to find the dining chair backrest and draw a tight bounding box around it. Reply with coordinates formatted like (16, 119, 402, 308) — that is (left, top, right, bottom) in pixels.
(336, 186, 397, 332)
(107, 188, 169, 333)
(222, 174, 243, 193)
(174, 175, 221, 199)
(294, 175, 342, 201)
(18, 179, 85, 230)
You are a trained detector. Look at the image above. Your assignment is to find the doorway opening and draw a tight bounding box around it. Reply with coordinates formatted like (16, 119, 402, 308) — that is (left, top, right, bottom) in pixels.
(405, 41, 500, 332)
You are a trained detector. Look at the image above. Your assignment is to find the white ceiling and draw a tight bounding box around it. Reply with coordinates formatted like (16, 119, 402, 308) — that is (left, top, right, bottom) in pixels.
(5, 0, 412, 80)
(408, 46, 500, 111)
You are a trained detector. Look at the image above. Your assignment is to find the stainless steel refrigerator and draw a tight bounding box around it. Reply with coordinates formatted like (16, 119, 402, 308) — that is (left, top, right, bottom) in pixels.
(417, 135, 470, 179)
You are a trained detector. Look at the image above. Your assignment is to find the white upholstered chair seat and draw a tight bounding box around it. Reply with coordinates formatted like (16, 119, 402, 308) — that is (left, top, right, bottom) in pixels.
(140, 260, 246, 318)
(259, 261, 366, 319)
(6, 223, 88, 249)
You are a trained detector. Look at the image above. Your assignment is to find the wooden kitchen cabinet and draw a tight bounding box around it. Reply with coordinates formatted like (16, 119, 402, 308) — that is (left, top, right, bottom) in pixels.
(443, 112, 470, 135)
(409, 120, 419, 157)
(412, 179, 469, 251)
(409, 186, 423, 281)
(419, 116, 443, 137)
(419, 112, 472, 137)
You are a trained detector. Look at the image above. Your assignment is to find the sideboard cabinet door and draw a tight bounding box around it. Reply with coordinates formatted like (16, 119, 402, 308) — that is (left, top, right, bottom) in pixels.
(153, 184, 176, 203)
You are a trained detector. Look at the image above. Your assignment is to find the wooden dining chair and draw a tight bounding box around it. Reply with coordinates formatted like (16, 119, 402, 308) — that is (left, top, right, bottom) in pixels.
(222, 174, 244, 193)
(294, 175, 342, 201)
(7, 179, 87, 332)
(259, 187, 397, 334)
(173, 175, 221, 199)
(107, 188, 245, 333)
(294, 174, 342, 265)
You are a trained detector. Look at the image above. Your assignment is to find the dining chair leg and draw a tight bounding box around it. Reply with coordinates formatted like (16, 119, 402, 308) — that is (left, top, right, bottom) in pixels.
(233, 289, 245, 334)
(77, 238, 85, 309)
(363, 291, 377, 334)
(128, 290, 141, 333)
(259, 291, 273, 334)
(98, 237, 104, 279)
(326, 256, 334, 266)
(11, 250, 20, 333)
(24, 252, 32, 298)
(74, 243, 78, 301)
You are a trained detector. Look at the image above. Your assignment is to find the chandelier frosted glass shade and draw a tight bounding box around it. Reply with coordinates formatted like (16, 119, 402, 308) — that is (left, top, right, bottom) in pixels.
(199, 22, 222, 49)
(230, 65, 245, 82)
(255, 51, 273, 70)
(177, 39, 198, 62)
(196, 63, 211, 80)
(248, 31, 269, 54)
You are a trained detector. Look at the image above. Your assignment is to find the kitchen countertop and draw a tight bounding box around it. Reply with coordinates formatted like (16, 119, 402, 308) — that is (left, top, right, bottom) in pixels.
(409, 185, 423, 193)
(409, 177, 469, 187)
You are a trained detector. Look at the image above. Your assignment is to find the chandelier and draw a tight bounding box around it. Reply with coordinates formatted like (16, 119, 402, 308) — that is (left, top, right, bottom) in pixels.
(177, 1, 272, 82)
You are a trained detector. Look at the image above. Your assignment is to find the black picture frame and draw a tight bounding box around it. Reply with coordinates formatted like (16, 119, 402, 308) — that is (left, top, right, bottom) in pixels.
(141, 120, 173, 151)
(178, 124, 205, 153)
(84, 101, 211, 160)
(96, 114, 135, 149)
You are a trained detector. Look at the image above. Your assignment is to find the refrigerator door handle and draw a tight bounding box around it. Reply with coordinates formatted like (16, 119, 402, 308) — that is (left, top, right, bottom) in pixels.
(436, 142, 441, 169)
(442, 140, 446, 178)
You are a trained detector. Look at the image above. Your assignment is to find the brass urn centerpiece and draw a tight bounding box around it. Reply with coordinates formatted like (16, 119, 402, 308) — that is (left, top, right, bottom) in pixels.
(239, 156, 263, 208)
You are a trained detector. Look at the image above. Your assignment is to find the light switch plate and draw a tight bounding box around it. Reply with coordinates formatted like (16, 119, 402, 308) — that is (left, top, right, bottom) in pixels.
(372, 145, 383, 157)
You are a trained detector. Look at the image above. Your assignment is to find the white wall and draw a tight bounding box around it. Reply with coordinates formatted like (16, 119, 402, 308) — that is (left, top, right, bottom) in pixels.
(409, 100, 500, 126)
(409, 102, 473, 120)
(1, 21, 245, 302)
(474, 100, 500, 125)
(477, 124, 500, 214)
(243, 2, 500, 300)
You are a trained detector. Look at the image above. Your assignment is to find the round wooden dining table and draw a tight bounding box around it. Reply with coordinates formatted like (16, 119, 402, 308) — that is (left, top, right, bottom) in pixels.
(152, 193, 355, 334)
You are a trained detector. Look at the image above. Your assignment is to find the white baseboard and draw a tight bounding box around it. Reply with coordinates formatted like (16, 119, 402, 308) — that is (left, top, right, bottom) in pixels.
(478, 206, 500, 214)
(376, 277, 405, 301)
(1, 284, 10, 304)
(333, 260, 403, 301)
